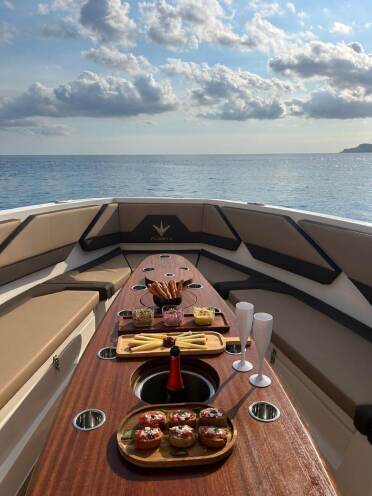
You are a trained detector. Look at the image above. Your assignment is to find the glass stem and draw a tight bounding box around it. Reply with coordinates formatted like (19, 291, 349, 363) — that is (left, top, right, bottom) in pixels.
(240, 343, 246, 364)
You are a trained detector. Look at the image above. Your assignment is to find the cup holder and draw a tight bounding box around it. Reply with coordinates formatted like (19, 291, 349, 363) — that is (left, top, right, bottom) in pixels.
(117, 309, 132, 319)
(132, 357, 219, 404)
(225, 343, 245, 355)
(164, 272, 175, 277)
(142, 267, 155, 272)
(160, 254, 170, 258)
(72, 409, 106, 431)
(97, 347, 117, 360)
(179, 267, 190, 271)
(248, 402, 280, 422)
(187, 283, 203, 289)
(213, 307, 222, 315)
(132, 285, 147, 291)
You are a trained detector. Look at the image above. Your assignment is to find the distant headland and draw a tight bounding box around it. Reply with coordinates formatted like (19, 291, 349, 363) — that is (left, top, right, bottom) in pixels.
(341, 143, 372, 153)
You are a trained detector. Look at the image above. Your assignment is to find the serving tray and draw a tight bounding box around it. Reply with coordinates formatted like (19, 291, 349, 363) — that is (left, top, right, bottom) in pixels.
(117, 403, 237, 468)
(118, 312, 230, 334)
(116, 331, 225, 358)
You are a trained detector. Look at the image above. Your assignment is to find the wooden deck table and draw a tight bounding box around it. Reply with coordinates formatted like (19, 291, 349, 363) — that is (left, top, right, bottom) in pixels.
(26, 254, 339, 496)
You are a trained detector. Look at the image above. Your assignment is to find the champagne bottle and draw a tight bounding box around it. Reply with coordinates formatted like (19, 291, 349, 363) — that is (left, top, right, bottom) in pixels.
(166, 345, 186, 402)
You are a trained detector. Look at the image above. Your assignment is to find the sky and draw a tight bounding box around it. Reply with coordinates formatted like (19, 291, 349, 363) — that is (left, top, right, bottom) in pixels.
(1, 0, 372, 154)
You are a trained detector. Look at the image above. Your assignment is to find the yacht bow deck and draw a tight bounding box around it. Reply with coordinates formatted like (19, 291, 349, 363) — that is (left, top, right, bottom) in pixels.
(26, 254, 339, 496)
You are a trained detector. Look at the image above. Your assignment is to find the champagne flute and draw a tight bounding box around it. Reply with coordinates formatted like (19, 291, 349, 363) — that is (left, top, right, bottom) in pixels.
(232, 302, 254, 372)
(249, 313, 273, 388)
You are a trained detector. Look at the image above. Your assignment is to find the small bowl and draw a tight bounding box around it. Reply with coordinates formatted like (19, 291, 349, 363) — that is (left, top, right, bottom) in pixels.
(162, 305, 184, 327)
(153, 295, 182, 309)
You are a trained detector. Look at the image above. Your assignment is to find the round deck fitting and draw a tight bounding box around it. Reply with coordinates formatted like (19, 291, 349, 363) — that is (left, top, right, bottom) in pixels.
(97, 347, 117, 360)
(132, 285, 147, 291)
(187, 283, 203, 289)
(248, 402, 280, 422)
(72, 409, 106, 431)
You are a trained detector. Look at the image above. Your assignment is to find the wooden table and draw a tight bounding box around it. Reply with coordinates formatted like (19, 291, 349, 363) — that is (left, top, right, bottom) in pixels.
(27, 254, 339, 496)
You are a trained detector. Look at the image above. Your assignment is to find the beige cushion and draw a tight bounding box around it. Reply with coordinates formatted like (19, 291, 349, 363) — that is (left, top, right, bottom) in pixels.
(85, 203, 119, 240)
(299, 220, 372, 288)
(229, 289, 372, 415)
(57, 254, 131, 293)
(0, 290, 99, 409)
(222, 207, 333, 270)
(202, 205, 236, 240)
(0, 206, 100, 269)
(0, 219, 20, 244)
(198, 256, 247, 285)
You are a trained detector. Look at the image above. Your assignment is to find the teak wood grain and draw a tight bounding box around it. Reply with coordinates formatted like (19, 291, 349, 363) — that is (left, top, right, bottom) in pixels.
(26, 253, 339, 496)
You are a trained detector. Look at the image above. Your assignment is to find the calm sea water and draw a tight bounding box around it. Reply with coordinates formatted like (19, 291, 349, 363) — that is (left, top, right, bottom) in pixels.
(0, 154, 371, 222)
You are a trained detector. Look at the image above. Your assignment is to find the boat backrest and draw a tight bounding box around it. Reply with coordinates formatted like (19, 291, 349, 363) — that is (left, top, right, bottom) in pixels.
(221, 207, 338, 283)
(0, 206, 100, 286)
(80, 203, 121, 250)
(299, 220, 372, 303)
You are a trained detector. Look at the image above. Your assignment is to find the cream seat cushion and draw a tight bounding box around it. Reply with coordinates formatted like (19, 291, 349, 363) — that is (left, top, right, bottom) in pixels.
(229, 289, 372, 415)
(55, 254, 131, 294)
(0, 290, 99, 410)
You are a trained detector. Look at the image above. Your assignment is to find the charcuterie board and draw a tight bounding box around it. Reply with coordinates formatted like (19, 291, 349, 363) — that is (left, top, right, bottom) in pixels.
(116, 331, 226, 358)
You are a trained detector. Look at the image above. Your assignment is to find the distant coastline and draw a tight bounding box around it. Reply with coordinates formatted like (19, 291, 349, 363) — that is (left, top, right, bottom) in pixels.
(341, 143, 372, 153)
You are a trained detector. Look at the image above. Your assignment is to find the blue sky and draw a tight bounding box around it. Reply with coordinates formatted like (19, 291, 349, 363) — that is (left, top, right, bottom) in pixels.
(1, 0, 372, 154)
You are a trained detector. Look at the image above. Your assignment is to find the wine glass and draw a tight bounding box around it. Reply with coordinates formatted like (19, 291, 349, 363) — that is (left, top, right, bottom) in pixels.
(232, 302, 254, 372)
(249, 313, 273, 388)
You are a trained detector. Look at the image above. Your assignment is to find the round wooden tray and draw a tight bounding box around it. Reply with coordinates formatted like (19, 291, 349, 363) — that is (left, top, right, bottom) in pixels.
(117, 403, 237, 468)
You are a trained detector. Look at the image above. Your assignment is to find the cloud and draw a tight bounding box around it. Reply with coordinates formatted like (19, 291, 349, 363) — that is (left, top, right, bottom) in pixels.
(201, 96, 284, 120)
(330, 22, 352, 35)
(80, 0, 137, 46)
(291, 90, 372, 119)
(37, 0, 82, 15)
(0, 117, 72, 136)
(269, 41, 372, 96)
(248, 1, 282, 18)
(286, 2, 296, 14)
(139, 0, 242, 50)
(243, 13, 289, 52)
(161, 58, 288, 120)
(82, 47, 152, 74)
(0, 72, 178, 133)
(0, 21, 16, 43)
(42, 18, 85, 39)
(3, 1, 15, 10)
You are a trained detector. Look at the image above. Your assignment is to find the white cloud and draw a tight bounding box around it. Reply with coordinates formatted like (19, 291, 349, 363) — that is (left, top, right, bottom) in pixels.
(3, 0, 15, 10)
(269, 41, 372, 96)
(42, 18, 85, 39)
(330, 22, 352, 35)
(291, 90, 372, 119)
(286, 2, 296, 13)
(0, 21, 16, 43)
(80, 0, 137, 46)
(248, 0, 282, 18)
(161, 58, 288, 120)
(139, 0, 242, 50)
(0, 72, 178, 131)
(82, 47, 152, 74)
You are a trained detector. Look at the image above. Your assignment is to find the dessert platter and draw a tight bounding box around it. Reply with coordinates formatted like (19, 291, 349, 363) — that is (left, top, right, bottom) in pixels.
(116, 330, 226, 357)
(117, 403, 237, 468)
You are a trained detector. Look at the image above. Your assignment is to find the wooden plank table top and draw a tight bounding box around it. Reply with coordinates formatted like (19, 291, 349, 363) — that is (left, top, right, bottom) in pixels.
(27, 253, 339, 496)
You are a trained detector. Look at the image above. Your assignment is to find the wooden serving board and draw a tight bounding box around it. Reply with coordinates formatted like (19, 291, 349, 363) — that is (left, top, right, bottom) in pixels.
(116, 331, 225, 358)
(118, 312, 230, 334)
(117, 403, 237, 468)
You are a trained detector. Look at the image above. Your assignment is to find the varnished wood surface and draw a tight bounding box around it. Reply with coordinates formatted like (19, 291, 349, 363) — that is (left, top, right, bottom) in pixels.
(27, 254, 339, 496)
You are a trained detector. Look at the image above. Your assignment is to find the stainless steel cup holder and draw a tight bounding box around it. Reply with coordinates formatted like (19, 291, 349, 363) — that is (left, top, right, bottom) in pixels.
(179, 266, 190, 271)
(213, 307, 222, 314)
(164, 272, 175, 277)
(248, 401, 280, 422)
(160, 254, 170, 258)
(132, 284, 147, 291)
(117, 309, 132, 319)
(97, 347, 116, 360)
(225, 343, 245, 355)
(142, 267, 155, 272)
(187, 283, 203, 289)
(72, 409, 106, 431)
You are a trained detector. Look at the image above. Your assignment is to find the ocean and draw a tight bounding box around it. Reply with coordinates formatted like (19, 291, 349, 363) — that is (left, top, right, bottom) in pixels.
(0, 154, 371, 222)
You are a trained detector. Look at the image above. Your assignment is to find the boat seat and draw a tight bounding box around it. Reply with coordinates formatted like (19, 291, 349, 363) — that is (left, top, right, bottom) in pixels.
(229, 289, 372, 417)
(44, 250, 131, 300)
(0, 289, 99, 410)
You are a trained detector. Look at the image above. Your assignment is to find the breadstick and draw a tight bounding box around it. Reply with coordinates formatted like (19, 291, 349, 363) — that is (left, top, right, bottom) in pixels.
(169, 280, 176, 298)
(130, 341, 161, 352)
(147, 284, 157, 295)
(160, 281, 172, 299)
(153, 282, 168, 300)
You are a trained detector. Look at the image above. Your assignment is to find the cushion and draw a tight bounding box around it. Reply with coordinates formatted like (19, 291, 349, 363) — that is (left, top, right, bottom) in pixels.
(229, 289, 372, 416)
(0, 290, 99, 409)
